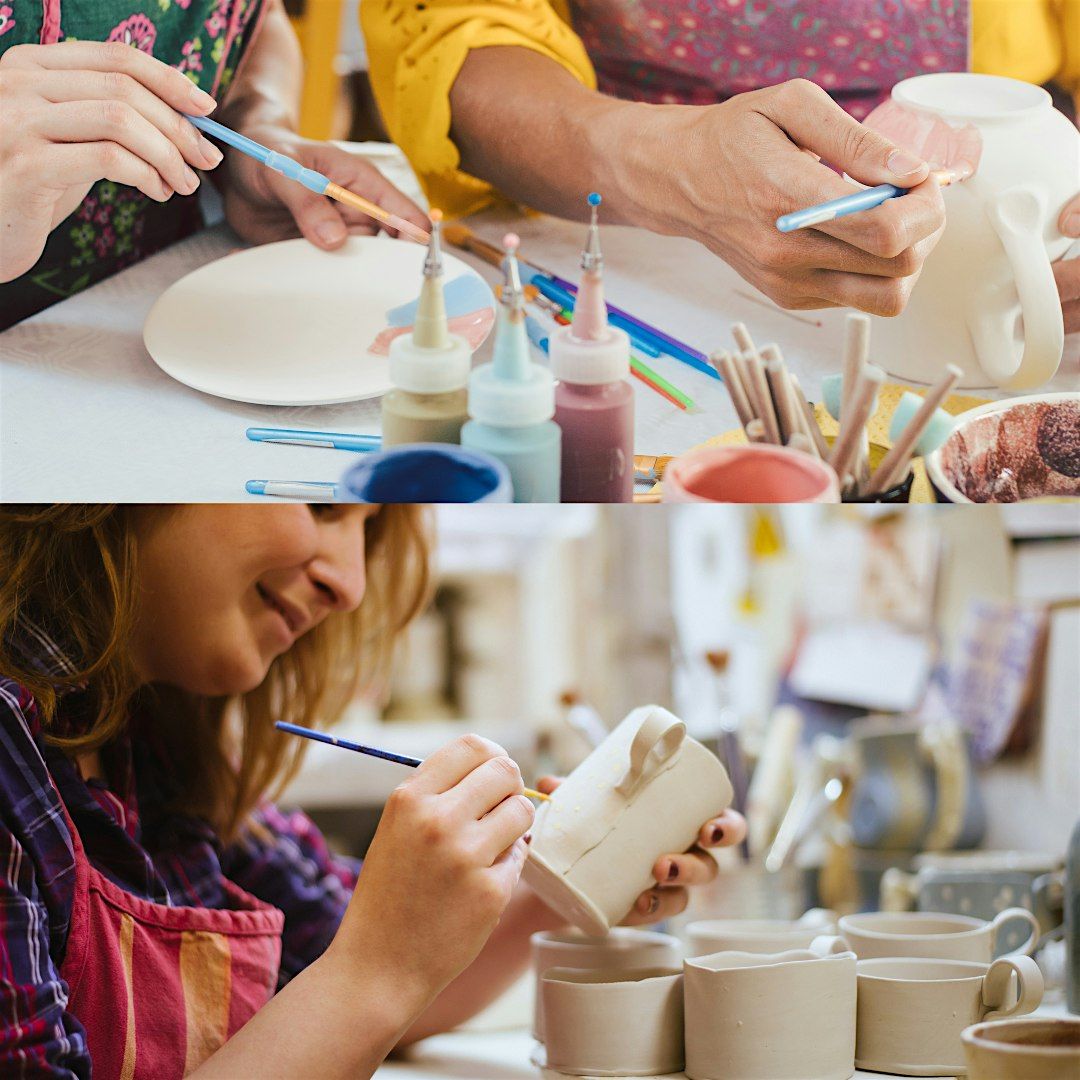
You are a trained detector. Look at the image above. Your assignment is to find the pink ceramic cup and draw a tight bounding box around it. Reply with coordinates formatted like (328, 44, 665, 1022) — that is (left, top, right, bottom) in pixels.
(662, 445, 841, 503)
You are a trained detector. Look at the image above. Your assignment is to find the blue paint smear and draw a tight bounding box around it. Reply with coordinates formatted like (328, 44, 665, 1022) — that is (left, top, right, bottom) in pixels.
(386, 274, 494, 327)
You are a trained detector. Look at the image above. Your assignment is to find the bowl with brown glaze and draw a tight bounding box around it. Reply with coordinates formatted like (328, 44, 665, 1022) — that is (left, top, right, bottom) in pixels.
(926, 393, 1080, 503)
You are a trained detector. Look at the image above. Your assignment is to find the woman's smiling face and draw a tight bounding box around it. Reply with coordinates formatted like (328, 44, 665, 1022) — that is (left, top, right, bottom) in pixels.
(131, 505, 376, 694)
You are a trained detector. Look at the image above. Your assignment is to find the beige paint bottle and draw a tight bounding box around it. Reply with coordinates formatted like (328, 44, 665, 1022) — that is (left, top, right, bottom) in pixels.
(382, 210, 472, 447)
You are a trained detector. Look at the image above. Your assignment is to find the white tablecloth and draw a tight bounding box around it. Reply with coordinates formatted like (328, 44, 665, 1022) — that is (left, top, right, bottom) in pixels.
(1, 144, 1077, 501)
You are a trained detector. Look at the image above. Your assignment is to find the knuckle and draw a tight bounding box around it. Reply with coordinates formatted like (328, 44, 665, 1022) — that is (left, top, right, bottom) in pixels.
(1, 44, 30, 68)
(95, 140, 124, 171)
(868, 217, 907, 258)
(892, 245, 920, 277)
(102, 41, 135, 70)
(417, 812, 446, 848)
(102, 70, 133, 99)
(509, 794, 535, 828)
(459, 732, 503, 759)
(490, 755, 521, 783)
(874, 280, 909, 318)
(841, 124, 880, 168)
(386, 781, 418, 815)
(99, 99, 131, 132)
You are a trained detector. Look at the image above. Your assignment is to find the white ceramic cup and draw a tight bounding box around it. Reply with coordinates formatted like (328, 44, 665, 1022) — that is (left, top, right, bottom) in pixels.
(685, 908, 836, 957)
(962, 1017, 1080, 1080)
(866, 74, 1079, 390)
(855, 956, 1044, 1076)
(541, 966, 684, 1077)
(530, 927, 681, 1042)
(683, 937, 857, 1080)
(838, 908, 1040, 961)
(523, 705, 733, 936)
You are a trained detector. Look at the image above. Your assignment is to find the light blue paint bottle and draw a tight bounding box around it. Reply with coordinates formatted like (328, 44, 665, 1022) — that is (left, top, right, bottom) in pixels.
(461, 232, 561, 503)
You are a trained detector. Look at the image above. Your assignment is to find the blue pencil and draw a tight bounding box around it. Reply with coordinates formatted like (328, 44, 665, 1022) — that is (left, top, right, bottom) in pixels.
(275, 721, 551, 799)
(776, 183, 906, 233)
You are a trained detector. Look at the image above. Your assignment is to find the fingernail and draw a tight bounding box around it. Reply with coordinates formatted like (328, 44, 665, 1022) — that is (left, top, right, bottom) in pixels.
(1063, 211, 1080, 238)
(161, 184, 173, 201)
(316, 221, 346, 245)
(182, 166, 199, 192)
(198, 137, 223, 165)
(190, 86, 216, 112)
(666, 861, 679, 881)
(648, 893, 660, 915)
(710, 826, 724, 844)
(887, 149, 925, 177)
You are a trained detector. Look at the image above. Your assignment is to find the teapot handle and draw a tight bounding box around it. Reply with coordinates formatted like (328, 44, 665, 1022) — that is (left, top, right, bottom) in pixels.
(970, 185, 1064, 390)
(615, 711, 686, 799)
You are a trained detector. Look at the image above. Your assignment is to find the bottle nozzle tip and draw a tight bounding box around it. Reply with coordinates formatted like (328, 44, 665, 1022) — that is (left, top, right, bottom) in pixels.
(503, 232, 520, 252)
(587, 192, 602, 207)
(429, 208, 444, 223)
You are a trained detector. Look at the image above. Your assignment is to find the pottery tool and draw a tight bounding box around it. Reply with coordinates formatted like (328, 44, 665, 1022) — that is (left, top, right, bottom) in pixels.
(776, 169, 968, 233)
(186, 114, 429, 244)
(732, 324, 781, 444)
(789, 375, 829, 459)
(274, 721, 551, 800)
(711, 350, 755, 430)
(247, 427, 381, 451)
(841, 314, 873, 486)
(787, 432, 812, 453)
(745, 418, 767, 443)
(867, 363, 963, 494)
(761, 344, 800, 445)
(828, 364, 885, 487)
(246, 479, 337, 500)
(442, 221, 719, 378)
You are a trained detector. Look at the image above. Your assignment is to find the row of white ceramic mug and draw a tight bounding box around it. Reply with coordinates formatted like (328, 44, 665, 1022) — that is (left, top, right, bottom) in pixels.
(535, 932, 1044, 1078)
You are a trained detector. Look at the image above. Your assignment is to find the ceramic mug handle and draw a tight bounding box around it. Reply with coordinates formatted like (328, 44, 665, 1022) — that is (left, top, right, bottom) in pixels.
(989, 906, 1041, 957)
(980, 954, 1044, 1021)
(808, 935, 849, 957)
(971, 185, 1064, 390)
(615, 712, 686, 799)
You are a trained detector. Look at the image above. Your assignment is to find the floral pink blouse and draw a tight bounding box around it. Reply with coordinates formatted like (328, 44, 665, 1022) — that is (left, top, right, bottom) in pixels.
(570, 0, 970, 118)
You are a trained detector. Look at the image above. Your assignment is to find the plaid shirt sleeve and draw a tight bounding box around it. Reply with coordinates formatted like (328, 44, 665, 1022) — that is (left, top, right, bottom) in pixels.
(0, 681, 91, 1080)
(220, 803, 361, 988)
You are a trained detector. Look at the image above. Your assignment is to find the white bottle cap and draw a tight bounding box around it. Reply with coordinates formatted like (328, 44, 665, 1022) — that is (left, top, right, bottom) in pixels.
(389, 332, 472, 394)
(467, 360, 555, 427)
(550, 324, 630, 385)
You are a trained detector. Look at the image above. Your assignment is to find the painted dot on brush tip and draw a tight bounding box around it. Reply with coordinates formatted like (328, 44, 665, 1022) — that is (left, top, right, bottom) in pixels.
(428, 208, 443, 223)
(587, 192, 602, 207)
(503, 232, 520, 251)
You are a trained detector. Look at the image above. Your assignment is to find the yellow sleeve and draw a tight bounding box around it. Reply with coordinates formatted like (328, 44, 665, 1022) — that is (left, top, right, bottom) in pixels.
(361, 0, 597, 218)
(972, 0, 1080, 108)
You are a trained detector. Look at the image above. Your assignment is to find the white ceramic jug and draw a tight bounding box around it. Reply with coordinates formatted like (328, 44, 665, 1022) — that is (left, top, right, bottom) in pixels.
(867, 73, 1078, 391)
(523, 705, 733, 936)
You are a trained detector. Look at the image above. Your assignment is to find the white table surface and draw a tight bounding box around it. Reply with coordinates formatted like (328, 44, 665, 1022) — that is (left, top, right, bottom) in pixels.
(1, 143, 1078, 501)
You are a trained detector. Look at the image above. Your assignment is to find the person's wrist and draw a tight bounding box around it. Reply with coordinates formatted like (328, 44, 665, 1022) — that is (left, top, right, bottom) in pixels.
(591, 98, 711, 239)
(322, 932, 435, 1027)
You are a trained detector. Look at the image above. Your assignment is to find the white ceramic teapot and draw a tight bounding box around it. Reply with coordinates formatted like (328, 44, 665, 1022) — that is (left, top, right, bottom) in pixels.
(866, 73, 1078, 391)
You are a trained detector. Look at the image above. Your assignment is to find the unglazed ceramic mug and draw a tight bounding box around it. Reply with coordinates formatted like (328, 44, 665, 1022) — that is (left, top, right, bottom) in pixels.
(530, 928, 681, 1042)
(855, 956, 1044, 1076)
(541, 966, 684, 1077)
(683, 937, 857, 1080)
(866, 74, 1079, 390)
(523, 705, 733, 936)
(838, 909, 1041, 962)
(661, 445, 841, 503)
(684, 908, 837, 958)
(962, 1017, 1080, 1080)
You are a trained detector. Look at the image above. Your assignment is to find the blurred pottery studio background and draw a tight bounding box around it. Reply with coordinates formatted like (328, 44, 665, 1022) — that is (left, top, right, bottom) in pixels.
(282, 503, 1080, 1032)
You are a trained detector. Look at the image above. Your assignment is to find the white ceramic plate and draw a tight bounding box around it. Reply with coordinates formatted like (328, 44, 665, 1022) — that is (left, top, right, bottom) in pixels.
(143, 235, 494, 406)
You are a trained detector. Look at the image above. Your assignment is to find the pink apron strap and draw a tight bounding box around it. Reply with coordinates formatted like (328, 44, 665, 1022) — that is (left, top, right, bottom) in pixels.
(39, 0, 62, 44)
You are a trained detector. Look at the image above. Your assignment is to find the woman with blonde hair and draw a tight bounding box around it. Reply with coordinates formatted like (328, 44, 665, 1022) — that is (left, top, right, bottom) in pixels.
(0, 504, 745, 1078)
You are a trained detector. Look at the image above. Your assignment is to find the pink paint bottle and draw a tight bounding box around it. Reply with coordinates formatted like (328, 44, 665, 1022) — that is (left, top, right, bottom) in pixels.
(552, 194, 633, 503)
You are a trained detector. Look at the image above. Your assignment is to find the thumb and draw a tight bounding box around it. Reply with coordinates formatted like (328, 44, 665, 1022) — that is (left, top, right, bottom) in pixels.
(1059, 192, 1080, 238)
(277, 181, 349, 250)
(764, 79, 931, 189)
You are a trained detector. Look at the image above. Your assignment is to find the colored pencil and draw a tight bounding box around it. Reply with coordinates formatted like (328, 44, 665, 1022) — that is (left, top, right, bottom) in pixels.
(631, 356, 695, 409)
(247, 427, 381, 452)
(631, 367, 685, 410)
(274, 722, 551, 800)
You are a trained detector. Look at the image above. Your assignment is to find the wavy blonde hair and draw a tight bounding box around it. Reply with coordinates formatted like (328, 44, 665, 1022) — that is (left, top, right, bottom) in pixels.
(0, 504, 432, 840)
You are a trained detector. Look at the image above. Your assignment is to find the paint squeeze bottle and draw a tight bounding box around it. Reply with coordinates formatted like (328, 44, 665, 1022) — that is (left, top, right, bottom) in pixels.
(461, 233, 561, 503)
(382, 209, 471, 447)
(551, 193, 633, 502)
